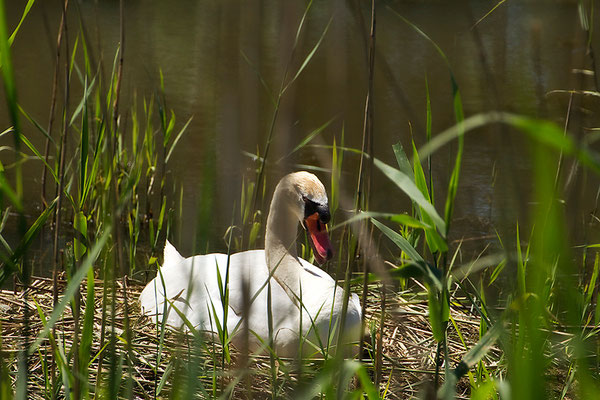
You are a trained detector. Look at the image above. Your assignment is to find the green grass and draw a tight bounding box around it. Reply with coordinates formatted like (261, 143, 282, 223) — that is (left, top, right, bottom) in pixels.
(1, 1, 600, 399)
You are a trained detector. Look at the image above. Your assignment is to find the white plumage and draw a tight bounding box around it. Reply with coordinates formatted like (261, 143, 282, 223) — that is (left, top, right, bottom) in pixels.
(139, 172, 362, 357)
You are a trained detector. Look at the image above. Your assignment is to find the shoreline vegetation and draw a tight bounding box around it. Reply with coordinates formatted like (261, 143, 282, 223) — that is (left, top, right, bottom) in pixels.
(1, 0, 600, 399)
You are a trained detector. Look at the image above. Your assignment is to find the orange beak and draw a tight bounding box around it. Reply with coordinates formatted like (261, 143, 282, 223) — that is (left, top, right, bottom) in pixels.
(304, 212, 333, 264)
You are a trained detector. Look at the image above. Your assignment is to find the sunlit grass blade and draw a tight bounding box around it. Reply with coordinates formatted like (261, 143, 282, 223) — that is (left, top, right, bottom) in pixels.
(6, 0, 34, 46)
(373, 157, 446, 235)
(471, 0, 508, 29)
(417, 112, 600, 174)
(371, 218, 423, 262)
(335, 210, 431, 231)
(444, 86, 464, 234)
(411, 139, 447, 252)
(165, 116, 192, 163)
(330, 131, 343, 220)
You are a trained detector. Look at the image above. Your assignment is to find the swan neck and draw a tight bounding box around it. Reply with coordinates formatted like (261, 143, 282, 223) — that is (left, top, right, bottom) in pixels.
(265, 184, 301, 297)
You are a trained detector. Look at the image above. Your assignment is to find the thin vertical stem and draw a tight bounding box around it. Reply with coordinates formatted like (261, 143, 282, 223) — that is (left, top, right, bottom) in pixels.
(375, 283, 385, 389)
(357, 0, 376, 363)
(112, 0, 131, 396)
(0, 0, 28, 395)
(52, 0, 70, 296)
(50, 3, 70, 395)
(553, 93, 573, 195)
(41, 5, 67, 206)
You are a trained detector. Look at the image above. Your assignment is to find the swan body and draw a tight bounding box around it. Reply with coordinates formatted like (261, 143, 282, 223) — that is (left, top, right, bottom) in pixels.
(139, 172, 362, 357)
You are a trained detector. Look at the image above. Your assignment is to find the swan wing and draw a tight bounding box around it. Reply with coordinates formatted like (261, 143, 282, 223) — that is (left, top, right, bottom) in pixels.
(139, 250, 240, 332)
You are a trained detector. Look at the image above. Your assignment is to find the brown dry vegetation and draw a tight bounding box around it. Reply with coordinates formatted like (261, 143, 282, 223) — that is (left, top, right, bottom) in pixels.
(0, 276, 490, 399)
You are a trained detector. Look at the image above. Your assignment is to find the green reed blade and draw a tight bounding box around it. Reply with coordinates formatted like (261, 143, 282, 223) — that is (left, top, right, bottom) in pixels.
(18, 105, 55, 145)
(73, 211, 87, 261)
(427, 283, 448, 343)
(16, 128, 59, 184)
(412, 139, 447, 253)
(6, 0, 34, 46)
(79, 79, 89, 206)
(336, 210, 431, 231)
(374, 157, 446, 236)
(0, 0, 23, 202)
(417, 112, 600, 175)
(392, 142, 414, 183)
(283, 16, 332, 94)
(0, 166, 21, 211)
(371, 218, 423, 262)
(28, 228, 111, 354)
(165, 116, 192, 163)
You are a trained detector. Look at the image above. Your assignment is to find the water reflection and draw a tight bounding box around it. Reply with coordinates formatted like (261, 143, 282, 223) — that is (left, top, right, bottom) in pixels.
(1, 0, 598, 268)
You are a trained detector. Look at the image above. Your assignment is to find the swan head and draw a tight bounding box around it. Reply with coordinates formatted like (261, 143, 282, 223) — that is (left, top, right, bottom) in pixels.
(277, 171, 333, 265)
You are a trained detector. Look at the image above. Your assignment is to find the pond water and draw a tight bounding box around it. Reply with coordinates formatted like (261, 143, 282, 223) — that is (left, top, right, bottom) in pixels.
(1, 0, 599, 276)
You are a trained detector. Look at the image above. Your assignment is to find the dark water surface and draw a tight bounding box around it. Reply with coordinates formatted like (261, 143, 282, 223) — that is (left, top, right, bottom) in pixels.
(1, 0, 599, 275)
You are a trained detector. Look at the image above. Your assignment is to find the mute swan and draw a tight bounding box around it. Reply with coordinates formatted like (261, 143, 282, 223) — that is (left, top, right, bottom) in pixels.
(139, 171, 362, 357)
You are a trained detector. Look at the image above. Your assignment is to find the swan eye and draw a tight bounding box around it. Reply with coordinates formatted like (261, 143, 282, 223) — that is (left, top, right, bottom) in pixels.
(302, 196, 330, 224)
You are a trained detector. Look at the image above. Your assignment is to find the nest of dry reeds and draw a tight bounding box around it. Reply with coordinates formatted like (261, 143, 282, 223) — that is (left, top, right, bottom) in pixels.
(0, 276, 491, 399)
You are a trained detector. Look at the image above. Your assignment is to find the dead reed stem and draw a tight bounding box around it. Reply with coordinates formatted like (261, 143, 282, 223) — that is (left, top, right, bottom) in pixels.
(40, 0, 67, 207)
(357, 0, 376, 365)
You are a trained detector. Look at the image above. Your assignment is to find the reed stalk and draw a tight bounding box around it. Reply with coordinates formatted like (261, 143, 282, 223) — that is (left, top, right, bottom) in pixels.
(357, 0, 376, 369)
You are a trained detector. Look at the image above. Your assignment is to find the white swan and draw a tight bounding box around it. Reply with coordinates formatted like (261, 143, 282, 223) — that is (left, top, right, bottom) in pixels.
(139, 171, 362, 357)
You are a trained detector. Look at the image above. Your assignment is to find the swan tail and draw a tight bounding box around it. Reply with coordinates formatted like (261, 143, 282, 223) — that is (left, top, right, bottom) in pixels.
(163, 240, 184, 267)
(139, 241, 185, 321)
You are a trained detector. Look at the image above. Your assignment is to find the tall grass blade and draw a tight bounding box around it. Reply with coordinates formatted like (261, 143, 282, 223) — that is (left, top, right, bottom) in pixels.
(16, 131, 61, 188)
(471, 0, 508, 30)
(0, 0, 23, 199)
(425, 77, 434, 199)
(373, 157, 446, 235)
(74, 211, 87, 261)
(371, 218, 423, 262)
(283, 17, 333, 94)
(7, 0, 35, 46)
(165, 116, 192, 163)
(427, 284, 448, 343)
(0, 167, 21, 211)
(417, 112, 600, 174)
(28, 228, 111, 354)
(411, 140, 447, 252)
(444, 86, 464, 234)
(392, 142, 414, 182)
(336, 210, 431, 231)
